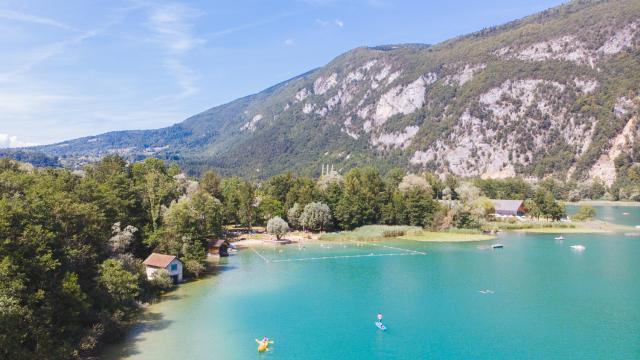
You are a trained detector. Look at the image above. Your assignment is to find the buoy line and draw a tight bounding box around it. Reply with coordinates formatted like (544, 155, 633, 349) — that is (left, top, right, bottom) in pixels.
(249, 246, 270, 263)
(270, 252, 424, 263)
(352, 241, 426, 255)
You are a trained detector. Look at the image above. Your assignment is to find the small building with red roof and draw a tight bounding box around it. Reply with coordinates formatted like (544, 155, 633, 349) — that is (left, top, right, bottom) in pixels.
(143, 253, 183, 283)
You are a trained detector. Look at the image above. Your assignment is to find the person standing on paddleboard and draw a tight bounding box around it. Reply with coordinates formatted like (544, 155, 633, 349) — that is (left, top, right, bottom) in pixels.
(377, 313, 383, 323)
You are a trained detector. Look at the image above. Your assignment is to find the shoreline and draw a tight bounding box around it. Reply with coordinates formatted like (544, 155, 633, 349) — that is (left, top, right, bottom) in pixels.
(564, 200, 640, 207)
(400, 231, 496, 242)
(502, 220, 638, 234)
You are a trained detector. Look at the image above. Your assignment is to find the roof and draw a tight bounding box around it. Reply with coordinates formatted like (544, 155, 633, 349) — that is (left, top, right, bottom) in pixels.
(143, 253, 179, 268)
(491, 199, 524, 212)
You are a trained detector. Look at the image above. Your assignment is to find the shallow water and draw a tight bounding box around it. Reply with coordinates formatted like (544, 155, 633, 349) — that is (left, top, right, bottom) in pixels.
(566, 204, 640, 227)
(107, 210, 640, 359)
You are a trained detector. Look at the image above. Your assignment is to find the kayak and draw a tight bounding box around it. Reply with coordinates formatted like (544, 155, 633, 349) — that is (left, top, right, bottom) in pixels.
(256, 340, 269, 352)
(375, 321, 387, 331)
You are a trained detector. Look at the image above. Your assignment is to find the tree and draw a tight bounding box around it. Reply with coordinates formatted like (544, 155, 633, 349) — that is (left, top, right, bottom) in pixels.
(157, 190, 222, 260)
(400, 188, 439, 227)
(257, 195, 285, 224)
(317, 171, 343, 191)
(263, 172, 295, 204)
(524, 199, 542, 220)
(108, 222, 138, 255)
(455, 182, 481, 204)
(200, 170, 221, 198)
(300, 202, 332, 231)
(184, 259, 206, 278)
(533, 188, 565, 221)
(287, 203, 303, 229)
(472, 197, 495, 220)
(284, 177, 319, 210)
(131, 158, 177, 232)
(149, 269, 173, 292)
(237, 181, 257, 229)
(573, 205, 596, 221)
(335, 167, 385, 229)
(398, 174, 432, 194)
(267, 216, 289, 240)
(98, 259, 139, 305)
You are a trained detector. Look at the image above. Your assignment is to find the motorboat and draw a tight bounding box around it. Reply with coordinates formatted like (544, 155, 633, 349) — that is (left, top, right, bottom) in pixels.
(492, 244, 504, 249)
(570, 245, 586, 251)
(554, 236, 565, 240)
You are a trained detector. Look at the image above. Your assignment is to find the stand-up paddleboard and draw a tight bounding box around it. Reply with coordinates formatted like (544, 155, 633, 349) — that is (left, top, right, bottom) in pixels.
(375, 321, 387, 330)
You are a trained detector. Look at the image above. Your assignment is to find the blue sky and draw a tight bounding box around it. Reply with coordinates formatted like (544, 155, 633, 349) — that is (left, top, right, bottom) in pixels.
(0, 0, 566, 146)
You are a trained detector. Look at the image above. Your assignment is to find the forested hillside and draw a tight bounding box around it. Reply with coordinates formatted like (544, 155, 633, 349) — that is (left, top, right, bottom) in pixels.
(17, 0, 640, 194)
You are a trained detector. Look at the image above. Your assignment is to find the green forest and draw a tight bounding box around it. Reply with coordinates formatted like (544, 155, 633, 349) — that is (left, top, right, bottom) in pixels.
(0, 154, 625, 359)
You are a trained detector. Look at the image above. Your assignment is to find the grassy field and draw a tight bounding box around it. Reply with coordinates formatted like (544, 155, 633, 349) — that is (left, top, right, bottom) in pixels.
(400, 231, 495, 242)
(320, 225, 421, 242)
(320, 225, 495, 242)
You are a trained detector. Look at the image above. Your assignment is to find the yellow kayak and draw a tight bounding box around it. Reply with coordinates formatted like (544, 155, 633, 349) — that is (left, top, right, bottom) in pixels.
(256, 339, 269, 352)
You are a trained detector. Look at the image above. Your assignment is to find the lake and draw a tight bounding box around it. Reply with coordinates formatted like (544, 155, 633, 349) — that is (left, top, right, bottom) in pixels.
(566, 203, 640, 227)
(107, 206, 640, 359)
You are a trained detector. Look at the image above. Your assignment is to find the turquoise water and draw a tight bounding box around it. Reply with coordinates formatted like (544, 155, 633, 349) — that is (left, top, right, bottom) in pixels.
(566, 204, 640, 227)
(107, 211, 640, 359)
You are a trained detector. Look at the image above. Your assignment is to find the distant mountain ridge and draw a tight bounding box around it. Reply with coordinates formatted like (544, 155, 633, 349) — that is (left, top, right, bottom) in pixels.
(21, 0, 640, 186)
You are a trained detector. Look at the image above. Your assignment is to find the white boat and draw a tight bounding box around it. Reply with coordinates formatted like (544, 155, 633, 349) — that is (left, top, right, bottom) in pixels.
(635, 225, 640, 229)
(570, 245, 586, 251)
(554, 236, 565, 240)
(622, 212, 630, 215)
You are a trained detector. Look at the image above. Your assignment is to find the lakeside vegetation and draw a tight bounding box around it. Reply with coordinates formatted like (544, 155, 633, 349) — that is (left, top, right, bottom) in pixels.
(319, 225, 496, 242)
(1, 154, 636, 358)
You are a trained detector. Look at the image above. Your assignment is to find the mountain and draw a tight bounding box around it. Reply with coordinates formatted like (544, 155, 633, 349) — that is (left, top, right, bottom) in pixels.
(26, 0, 640, 185)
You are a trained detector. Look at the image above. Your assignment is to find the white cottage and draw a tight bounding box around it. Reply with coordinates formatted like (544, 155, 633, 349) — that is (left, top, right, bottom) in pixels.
(143, 253, 183, 284)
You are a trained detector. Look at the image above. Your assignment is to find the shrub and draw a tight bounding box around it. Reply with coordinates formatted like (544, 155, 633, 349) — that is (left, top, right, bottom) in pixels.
(184, 259, 205, 278)
(150, 269, 173, 291)
(382, 229, 406, 237)
(572, 205, 596, 221)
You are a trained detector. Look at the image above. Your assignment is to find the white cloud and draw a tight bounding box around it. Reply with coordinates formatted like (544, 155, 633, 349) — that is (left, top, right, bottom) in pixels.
(0, 91, 81, 113)
(0, 29, 99, 83)
(284, 38, 295, 46)
(0, 9, 76, 31)
(210, 12, 294, 38)
(0, 133, 38, 148)
(315, 18, 344, 28)
(146, 2, 203, 100)
(147, 3, 204, 53)
(162, 59, 198, 99)
(0, 8, 130, 83)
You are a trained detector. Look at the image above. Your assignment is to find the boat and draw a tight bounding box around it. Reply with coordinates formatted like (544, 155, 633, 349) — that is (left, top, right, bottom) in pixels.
(492, 244, 504, 249)
(570, 245, 586, 251)
(554, 236, 565, 240)
(622, 212, 630, 215)
(635, 225, 640, 229)
(375, 321, 387, 331)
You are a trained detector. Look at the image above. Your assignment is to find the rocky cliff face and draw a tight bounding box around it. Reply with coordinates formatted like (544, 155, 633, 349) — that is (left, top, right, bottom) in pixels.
(30, 0, 640, 183)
